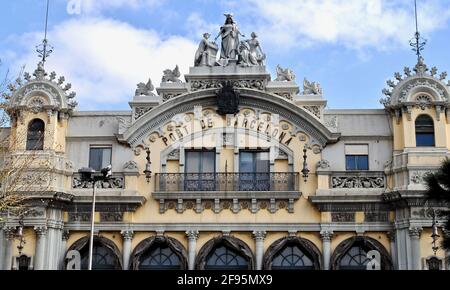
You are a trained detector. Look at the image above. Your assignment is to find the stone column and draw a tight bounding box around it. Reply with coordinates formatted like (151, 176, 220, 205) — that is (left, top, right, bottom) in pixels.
(60, 230, 69, 270)
(3, 228, 15, 270)
(409, 227, 422, 270)
(186, 230, 199, 270)
(387, 231, 397, 269)
(0, 227, 5, 270)
(34, 226, 48, 270)
(320, 230, 333, 270)
(121, 230, 134, 270)
(252, 231, 267, 270)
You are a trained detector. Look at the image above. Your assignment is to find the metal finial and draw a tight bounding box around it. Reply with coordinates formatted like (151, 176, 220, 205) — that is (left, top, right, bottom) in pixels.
(409, 0, 427, 62)
(35, 0, 54, 66)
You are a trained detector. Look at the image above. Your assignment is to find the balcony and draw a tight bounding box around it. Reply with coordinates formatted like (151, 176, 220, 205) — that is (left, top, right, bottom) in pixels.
(155, 172, 299, 192)
(153, 172, 301, 214)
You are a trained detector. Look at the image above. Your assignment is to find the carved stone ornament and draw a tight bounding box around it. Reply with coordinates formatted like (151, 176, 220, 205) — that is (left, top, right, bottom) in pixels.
(303, 105, 321, 119)
(134, 107, 151, 120)
(100, 212, 124, 222)
(410, 171, 433, 184)
(275, 65, 295, 81)
(123, 161, 139, 172)
(72, 175, 124, 189)
(7, 62, 78, 115)
(162, 65, 182, 83)
(331, 212, 355, 222)
(135, 78, 155, 96)
(324, 115, 338, 131)
(381, 57, 449, 109)
(303, 78, 323, 95)
(332, 176, 385, 189)
(216, 81, 240, 115)
(316, 160, 330, 170)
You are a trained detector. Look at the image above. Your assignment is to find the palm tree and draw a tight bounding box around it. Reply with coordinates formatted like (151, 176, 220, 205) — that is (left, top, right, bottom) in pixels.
(424, 158, 450, 250)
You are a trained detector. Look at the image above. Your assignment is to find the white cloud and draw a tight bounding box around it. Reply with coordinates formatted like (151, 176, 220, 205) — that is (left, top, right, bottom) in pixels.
(72, 0, 166, 15)
(240, 0, 450, 51)
(6, 17, 196, 110)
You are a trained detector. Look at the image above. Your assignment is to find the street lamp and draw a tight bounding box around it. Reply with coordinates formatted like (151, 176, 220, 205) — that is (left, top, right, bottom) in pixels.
(78, 165, 112, 270)
(143, 148, 152, 183)
(301, 145, 310, 183)
(430, 209, 441, 255)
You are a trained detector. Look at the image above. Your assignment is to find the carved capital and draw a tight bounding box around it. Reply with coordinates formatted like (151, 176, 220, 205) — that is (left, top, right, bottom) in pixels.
(409, 227, 423, 238)
(320, 230, 333, 242)
(121, 230, 134, 241)
(34, 226, 48, 238)
(252, 231, 267, 242)
(4, 227, 17, 240)
(186, 230, 199, 241)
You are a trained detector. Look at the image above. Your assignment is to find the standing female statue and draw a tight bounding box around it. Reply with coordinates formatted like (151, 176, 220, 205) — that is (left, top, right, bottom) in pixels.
(215, 14, 245, 61)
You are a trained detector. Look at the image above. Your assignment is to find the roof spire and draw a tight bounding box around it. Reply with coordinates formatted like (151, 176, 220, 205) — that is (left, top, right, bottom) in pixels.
(409, 0, 427, 62)
(35, 0, 53, 67)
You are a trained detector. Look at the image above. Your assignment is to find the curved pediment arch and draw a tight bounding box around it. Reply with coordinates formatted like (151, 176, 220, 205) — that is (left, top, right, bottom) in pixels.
(118, 89, 340, 150)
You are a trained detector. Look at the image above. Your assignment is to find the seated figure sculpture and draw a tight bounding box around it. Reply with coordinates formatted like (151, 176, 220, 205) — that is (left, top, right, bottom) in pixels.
(194, 33, 219, 67)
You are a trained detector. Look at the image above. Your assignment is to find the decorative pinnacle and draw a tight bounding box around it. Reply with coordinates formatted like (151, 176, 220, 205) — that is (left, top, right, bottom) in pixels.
(409, 0, 427, 63)
(35, 0, 53, 66)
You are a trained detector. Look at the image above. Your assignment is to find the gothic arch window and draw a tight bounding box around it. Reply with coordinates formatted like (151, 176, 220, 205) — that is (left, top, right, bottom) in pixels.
(66, 236, 122, 270)
(331, 237, 393, 270)
(263, 237, 322, 270)
(196, 236, 254, 270)
(205, 245, 248, 270)
(130, 236, 188, 270)
(26, 119, 45, 150)
(415, 115, 435, 147)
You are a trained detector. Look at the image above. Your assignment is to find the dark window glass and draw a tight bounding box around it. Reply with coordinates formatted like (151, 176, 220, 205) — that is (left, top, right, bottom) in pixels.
(18, 255, 31, 270)
(184, 150, 215, 191)
(205, 245, 248, 270)
(427, 257, 441, 270)
(339, 246, 370, 270)
(89, 147, 112, 171)
(346, 155, 369, 171)
(138, 245, 182, 270)
(80, 244, 120, 270)
(239, 151, 270, 191)
(415, 115, 435, 147)
(26, 119, 45, 150)
(272, 245, 315, 270)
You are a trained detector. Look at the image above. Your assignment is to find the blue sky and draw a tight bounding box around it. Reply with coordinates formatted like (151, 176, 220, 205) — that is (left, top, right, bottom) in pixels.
(1, 0, 450, 111)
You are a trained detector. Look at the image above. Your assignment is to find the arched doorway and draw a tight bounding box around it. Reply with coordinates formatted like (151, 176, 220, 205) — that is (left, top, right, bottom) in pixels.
(331, 236, 393, 270)
(130, 236, 188, 270)
(66, 236, 122, 270)
(263, 236, 322, 270)
(196, 235, 254, 270)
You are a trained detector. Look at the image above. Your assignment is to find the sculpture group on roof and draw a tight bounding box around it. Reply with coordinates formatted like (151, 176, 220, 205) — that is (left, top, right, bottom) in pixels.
(194, 14, 266, 67)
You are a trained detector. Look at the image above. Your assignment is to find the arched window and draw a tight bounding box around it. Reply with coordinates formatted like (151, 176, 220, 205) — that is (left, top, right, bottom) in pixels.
(205, 245, 248, 270)
(331, 237, 393, 270)
(79, 242, 121, 270)
(415, 115, 435, 147)
(138, 245, 182, 270)
(339, 246, 370, 270)
(26, 119, 45, 150)
(271, 245, 315, 270)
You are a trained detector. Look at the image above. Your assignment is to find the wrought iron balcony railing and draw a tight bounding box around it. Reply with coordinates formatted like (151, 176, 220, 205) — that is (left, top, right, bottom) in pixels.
(155, 172, 299, 192)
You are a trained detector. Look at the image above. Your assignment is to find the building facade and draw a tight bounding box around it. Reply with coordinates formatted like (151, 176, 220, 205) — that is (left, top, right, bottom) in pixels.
(1, 16, 449, 271)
